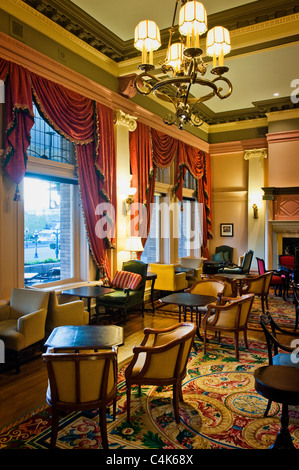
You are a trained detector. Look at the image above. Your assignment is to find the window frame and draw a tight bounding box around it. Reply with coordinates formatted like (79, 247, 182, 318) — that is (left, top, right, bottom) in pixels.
(21, 155, 89, 288)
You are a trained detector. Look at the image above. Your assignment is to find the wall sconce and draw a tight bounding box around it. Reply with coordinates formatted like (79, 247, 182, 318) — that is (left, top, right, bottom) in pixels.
(252, 204, 258, 219)
(125, 187, 137, 214)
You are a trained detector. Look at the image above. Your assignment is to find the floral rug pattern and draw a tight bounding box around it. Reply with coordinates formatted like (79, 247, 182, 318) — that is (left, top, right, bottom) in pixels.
(1, 337, 298, 450)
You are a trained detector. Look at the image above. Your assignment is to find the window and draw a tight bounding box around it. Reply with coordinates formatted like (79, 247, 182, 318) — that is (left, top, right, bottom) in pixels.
(141, 194, 161, 264)
(24, 105, 86, 286)
(179, 198, 202, 259)
(28, 104, 75, 164)
(24, 176, 76, 285)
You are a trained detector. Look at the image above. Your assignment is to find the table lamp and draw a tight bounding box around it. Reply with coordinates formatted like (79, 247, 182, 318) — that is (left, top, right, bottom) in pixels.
(125, 236, 144, 259)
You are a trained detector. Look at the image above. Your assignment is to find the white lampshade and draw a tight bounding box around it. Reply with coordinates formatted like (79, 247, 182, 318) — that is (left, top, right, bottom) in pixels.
(179, 1, 207, 37)
(134, 20, 161, 52)
(166, 42, 185, 72)
(206, 26, 231, 58)
(125, 236, 144, 253)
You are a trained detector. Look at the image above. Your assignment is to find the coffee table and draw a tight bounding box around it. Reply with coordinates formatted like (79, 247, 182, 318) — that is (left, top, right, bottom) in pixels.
(61, 285, 114, 324)
(45, 325, 124, 350)
(254, 365, 299, 449)
(160, 292, 216, 340)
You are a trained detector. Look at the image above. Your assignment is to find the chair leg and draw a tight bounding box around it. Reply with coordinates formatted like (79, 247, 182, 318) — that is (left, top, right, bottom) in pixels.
(126, 383, 131, 423)
(234, 332, 239, 360)
(264, 399, 272, 417)
(173, 383, 180, 424)
(243, 329, 248, 349)
(50, 408, 59, 449)
(99, 407, 108, 449)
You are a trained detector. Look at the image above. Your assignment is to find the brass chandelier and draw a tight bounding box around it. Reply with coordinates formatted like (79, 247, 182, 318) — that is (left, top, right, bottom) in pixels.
(134, 0, 233, 130)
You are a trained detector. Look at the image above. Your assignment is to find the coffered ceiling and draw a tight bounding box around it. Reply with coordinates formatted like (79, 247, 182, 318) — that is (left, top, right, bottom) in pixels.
(21, 0, 299, 124)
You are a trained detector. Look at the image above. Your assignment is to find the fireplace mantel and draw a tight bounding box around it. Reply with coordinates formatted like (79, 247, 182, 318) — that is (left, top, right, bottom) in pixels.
(270, 220, 299, 233)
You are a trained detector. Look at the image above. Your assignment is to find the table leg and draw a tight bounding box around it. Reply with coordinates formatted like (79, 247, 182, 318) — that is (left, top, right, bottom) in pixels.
(196, 308, 203, 341)
(86, 298, 92, 324)
(271, 403, 295, 450)
(150, 277, 156, 313)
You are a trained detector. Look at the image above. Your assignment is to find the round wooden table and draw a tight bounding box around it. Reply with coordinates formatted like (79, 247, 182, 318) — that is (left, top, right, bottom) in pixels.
(254, 365, 299, 449)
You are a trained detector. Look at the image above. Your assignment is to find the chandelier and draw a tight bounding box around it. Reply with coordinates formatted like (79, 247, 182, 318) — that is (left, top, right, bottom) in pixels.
(134, 0, 233, 130)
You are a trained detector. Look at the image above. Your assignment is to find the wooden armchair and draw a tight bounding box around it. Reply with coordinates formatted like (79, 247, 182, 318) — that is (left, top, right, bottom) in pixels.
(240, 272, 273, 314)
(259, 312, 299, 416)
(43, 347, 118, 449)
(202, 293, 255, 360)
(125, 323, 196, 424)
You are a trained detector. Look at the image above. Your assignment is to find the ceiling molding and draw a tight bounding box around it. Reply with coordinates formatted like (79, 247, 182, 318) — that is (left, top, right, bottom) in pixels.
(20, 0, 299, 63)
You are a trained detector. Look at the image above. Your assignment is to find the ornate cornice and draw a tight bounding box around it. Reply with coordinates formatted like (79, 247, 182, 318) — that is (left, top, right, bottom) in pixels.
(113, 109, 137, 132)
(244, 148, 268, 160)
(20, 0, 299, 63)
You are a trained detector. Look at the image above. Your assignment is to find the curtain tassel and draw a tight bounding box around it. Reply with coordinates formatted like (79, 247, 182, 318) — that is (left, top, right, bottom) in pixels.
(13, 185, 21, 201)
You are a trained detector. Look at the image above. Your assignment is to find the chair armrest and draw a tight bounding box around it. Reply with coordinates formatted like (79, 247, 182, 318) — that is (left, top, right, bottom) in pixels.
(17, 308, 47, 345)
(50, 300, 87, 325)
(0, 304, 11, 321)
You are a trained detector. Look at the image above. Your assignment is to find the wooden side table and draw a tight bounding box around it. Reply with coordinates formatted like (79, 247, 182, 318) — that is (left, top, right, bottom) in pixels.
(254, 365, 299, 449)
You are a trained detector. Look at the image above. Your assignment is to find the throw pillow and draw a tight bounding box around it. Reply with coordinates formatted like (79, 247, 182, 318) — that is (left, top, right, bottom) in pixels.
(212, 252, 224, 262)
(223, 251, 230, 262)
(112, 270, 142, 290)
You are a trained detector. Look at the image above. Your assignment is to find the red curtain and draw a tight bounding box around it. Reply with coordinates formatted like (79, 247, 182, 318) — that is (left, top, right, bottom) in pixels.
(175, 142, 212, 258)
(1, 60, 34, 189)
(129, 122, 155, 247)
(1, 58, 116, 279)
(129, 124, 213, 257)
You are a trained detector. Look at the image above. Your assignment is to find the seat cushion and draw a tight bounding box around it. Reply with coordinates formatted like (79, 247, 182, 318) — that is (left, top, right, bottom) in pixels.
(112, 271, 142, 290)
(273, 353, 299, 368)
(0, 319, 25, 351)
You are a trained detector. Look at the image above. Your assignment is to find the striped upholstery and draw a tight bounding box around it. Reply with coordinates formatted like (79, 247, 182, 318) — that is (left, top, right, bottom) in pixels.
(112, 270, 142, 290)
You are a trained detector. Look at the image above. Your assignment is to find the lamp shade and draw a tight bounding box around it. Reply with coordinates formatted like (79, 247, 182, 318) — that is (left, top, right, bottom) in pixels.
(166, 42, 185, 72)
(206, 26, 231, 57)
(134, 20, 161, 52)
(179, 1, 207, 37)
(125, 236, 144, 253)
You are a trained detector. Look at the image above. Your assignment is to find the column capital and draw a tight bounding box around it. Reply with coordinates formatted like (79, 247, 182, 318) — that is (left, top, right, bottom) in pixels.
(113, 109, 137, 132)
(244, 148, 268, 160)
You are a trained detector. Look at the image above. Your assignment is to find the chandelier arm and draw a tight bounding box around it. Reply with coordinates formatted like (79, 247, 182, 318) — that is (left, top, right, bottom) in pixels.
(211, 76, 233, 99)
(134, 72, 159, 96)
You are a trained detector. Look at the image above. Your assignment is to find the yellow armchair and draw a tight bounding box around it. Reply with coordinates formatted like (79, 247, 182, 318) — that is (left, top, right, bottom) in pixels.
(180, 257, 203, 285)
(46, 291, 89, 333)
(150, 264, 188, 292)
(0, 288, 49, 373)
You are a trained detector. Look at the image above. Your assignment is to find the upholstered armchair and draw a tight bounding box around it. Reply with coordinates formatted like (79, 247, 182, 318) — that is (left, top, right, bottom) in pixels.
(218, 250, 254, 275)
(0, 288, 50, 373)
(43, 347, 118, 449)
(125, 323, 196, 424)
(149, 263, 188, 293)
(180, 257, 203, 285)
(213, 245, 233, 264)
(96, 260, 148, 324)
(46, 291, 89, 333)
(240, 272, 273, 314)
(202, 293, 255, 360)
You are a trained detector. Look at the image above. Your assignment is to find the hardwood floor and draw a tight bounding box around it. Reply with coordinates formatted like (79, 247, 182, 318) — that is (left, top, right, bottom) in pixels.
(0, 307, 295, 430)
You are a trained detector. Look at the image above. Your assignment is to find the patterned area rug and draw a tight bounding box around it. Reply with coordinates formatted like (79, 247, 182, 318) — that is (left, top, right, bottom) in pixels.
(1, 337, 298, 450)
(151, 291, 297, 331)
